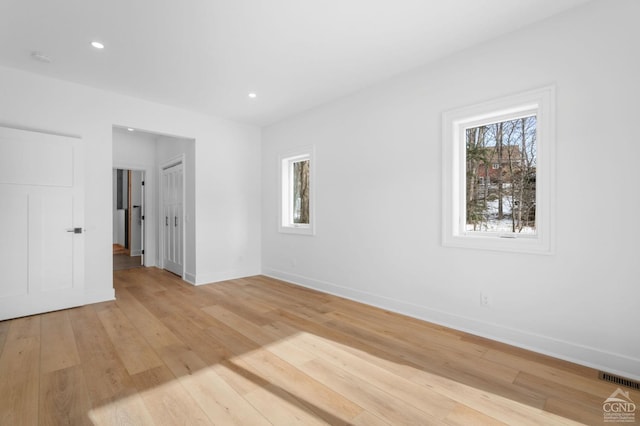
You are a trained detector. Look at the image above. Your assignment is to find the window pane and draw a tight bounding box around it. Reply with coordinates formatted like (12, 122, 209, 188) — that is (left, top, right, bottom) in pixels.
(292, 160, 310, 224)
(465, 115, 536, 234)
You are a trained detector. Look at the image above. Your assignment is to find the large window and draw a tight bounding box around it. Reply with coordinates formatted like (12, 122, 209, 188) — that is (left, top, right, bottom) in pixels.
(442, 87, 555, 254)
(279, 147, 315, 235)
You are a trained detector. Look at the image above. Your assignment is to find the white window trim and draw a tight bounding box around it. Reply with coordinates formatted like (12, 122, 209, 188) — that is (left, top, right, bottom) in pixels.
(442, 86, 556, 255)
(279, 146, 316, 235)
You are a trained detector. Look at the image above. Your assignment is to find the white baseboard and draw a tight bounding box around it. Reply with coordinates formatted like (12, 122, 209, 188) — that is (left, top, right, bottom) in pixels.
(263, 267, 640, 382)
(195, 267, 261, 286)
(184, 272, 197, 285)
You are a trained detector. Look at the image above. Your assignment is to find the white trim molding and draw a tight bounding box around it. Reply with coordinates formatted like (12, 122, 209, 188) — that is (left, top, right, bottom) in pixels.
(442, 86, 556, 254)
(278, 145, 316, 236)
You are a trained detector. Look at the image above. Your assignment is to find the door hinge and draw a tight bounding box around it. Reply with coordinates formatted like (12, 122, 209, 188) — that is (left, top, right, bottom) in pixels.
(142, 215, 145, 220)
(142, 181, 145, 186)
(142, 250, 145, 255)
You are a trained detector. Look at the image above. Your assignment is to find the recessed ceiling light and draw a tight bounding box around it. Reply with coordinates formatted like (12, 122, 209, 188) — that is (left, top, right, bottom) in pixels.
(91, 41, 105, 49)
(127, 128, 134, 132)
(31, 51, 52, 63)
(248, 93, 257, 98)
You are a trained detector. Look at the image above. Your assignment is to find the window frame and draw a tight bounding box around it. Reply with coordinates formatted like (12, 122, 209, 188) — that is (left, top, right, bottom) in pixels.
(279, 146, 316, 235)
(442, 86, 555, 254)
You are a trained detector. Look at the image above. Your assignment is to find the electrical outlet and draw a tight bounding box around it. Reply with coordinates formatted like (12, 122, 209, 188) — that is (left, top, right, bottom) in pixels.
(480, 291, 490, 306)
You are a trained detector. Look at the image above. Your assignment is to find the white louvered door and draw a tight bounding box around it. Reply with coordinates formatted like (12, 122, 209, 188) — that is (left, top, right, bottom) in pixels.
(162, 163, 183, 276)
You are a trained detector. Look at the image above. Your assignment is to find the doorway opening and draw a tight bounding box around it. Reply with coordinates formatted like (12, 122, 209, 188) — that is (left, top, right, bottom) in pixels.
(112, 125, 194, 280)
(113, 168, 145, 271)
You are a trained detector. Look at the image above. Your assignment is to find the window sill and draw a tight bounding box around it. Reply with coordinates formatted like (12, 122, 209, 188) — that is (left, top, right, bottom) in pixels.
(443, 233, 553, 255)
(279, 224, 315, 236)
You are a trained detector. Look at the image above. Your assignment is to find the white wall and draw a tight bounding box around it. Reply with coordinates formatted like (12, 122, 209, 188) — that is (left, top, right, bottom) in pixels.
(0, 65, 262, 304)
(262, 0, 640, 379)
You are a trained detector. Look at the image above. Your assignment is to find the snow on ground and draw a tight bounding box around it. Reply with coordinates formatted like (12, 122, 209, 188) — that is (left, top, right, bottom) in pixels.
(466, 197, 536, 234)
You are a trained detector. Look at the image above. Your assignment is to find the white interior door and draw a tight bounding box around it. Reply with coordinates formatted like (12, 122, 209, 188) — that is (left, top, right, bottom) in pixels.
(0, 126, 84, 321)
(162, 163, 183, 276)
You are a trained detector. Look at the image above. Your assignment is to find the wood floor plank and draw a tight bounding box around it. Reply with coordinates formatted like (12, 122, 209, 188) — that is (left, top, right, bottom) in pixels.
(324, 308, 488, 366)
(464, 333, 596, 376)
(277, 324, 457, 419)
(87, 391, 156, 425)
(299, 357, 446, 425)
(443, 404, 508, 426)
(0, 316, 41, 426)
(40, 310, 81, 373)
(266, 307, 423, 371)
(483, 348, 615, 398)
(130, 365, 213, 425)
(544, 397, 604, 426)
(114, 287, 183, 350)
(206, 281, 276, 314)
(513, 371, 604, 409)
(68, 305, 138, 405)
(325, 307, 487, 358)
(273, 305, 533, 409)
(39, 365, 92, 426)
(266, 312, 567, 424)
(158, 345, 272, 425)
(97, 304, 164, 375)
(395, 365, 582, 426)
(203, 304, 317, 367)
(350, 410, 393, 426)
(0, 320, 10, 354)
(319, 315, 536, 405)
(125, 287, 175, 319)
(215, 358, 270, 397)
(204, 285, 276, 326)
(244, 383, 337, 426)
(157, 312, 229, 365)
(233, 347, 364, 423)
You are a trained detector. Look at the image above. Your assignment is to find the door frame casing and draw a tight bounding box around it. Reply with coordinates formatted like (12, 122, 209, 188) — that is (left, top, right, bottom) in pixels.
(159, 154, 186, 279)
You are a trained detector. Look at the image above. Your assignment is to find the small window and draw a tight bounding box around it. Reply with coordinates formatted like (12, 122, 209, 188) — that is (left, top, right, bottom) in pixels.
(279, 147, 315, 235)
(442, 86, 555, 254)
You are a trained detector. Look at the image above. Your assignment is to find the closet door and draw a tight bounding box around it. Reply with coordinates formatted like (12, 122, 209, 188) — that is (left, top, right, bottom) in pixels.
(162, 163, 183, 276)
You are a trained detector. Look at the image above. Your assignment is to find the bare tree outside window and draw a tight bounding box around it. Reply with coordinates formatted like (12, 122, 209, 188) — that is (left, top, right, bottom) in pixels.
(465, 115, 536, 234)
(280, 148, 314, 235)
(292, 160, 310, 224)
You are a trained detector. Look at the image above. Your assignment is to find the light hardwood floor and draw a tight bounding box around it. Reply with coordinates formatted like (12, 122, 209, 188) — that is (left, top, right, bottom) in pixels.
(113, 254, 143, 271)
(0, 268, 636, 425)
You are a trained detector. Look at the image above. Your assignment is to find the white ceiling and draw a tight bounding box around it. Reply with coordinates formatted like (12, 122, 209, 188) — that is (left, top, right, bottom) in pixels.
(0, 0, 592, 126)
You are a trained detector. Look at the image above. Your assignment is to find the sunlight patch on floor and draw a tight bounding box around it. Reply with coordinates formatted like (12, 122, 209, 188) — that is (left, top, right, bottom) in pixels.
(89, 330, 585, 425)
